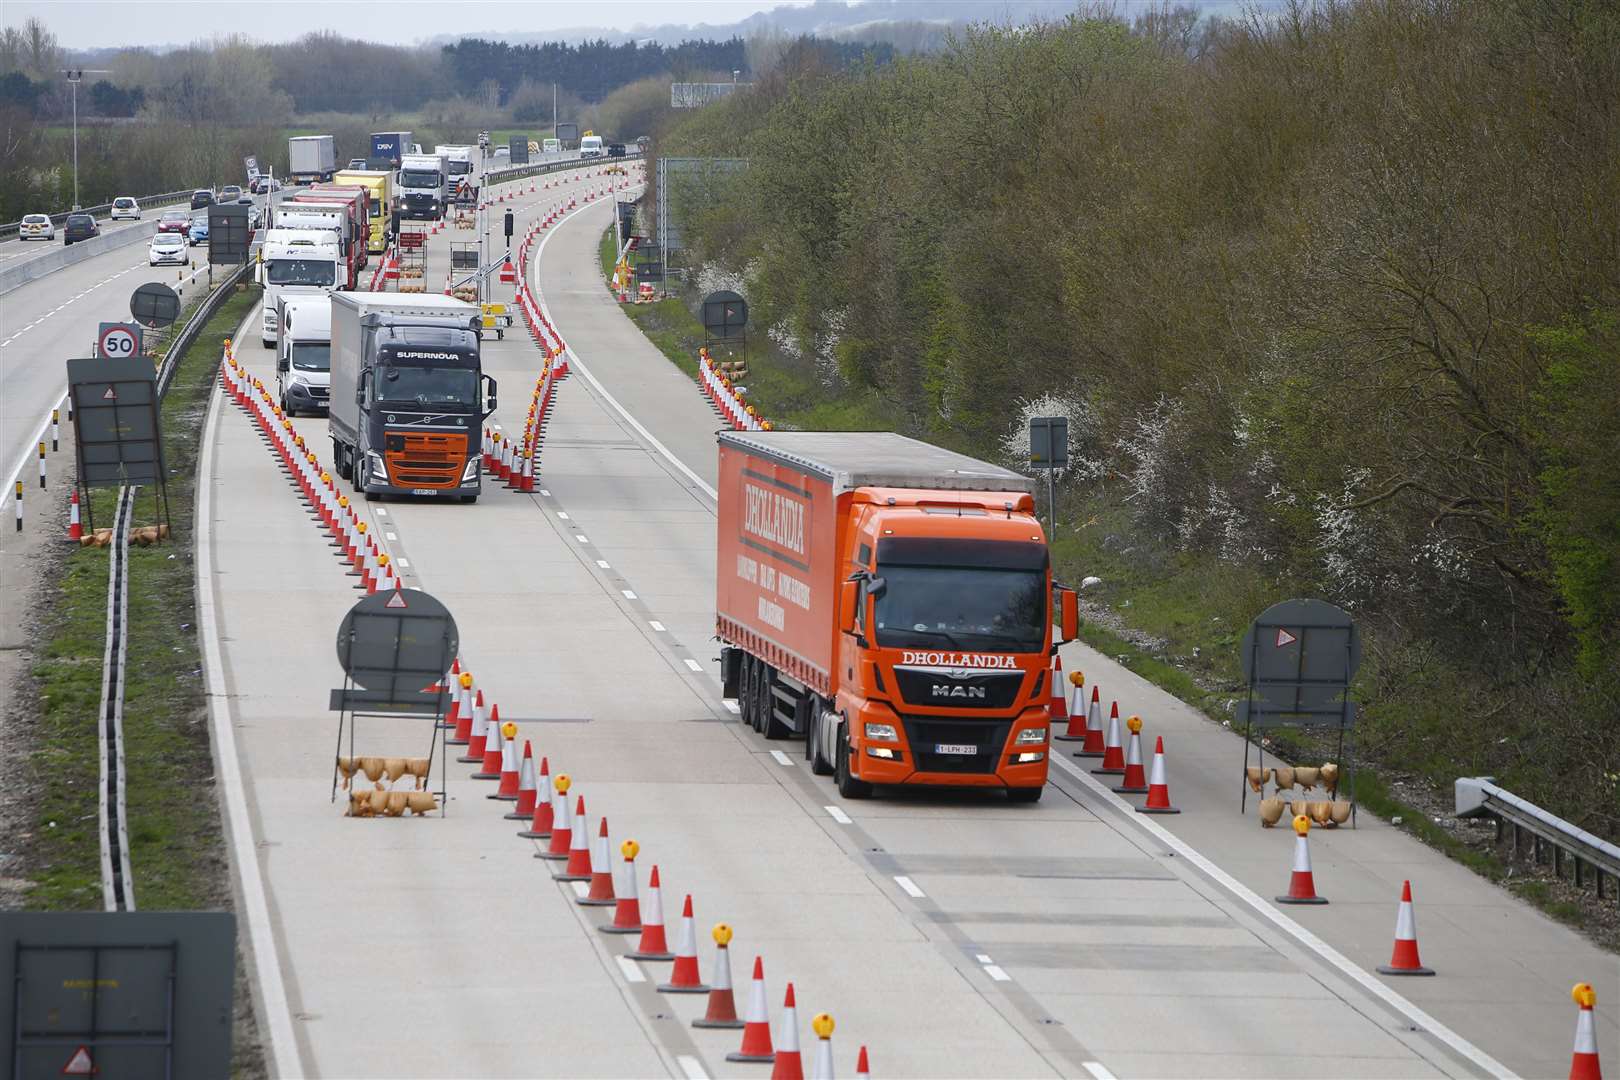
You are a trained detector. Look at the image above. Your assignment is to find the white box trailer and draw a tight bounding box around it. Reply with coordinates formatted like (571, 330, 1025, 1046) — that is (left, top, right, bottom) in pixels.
(288, 135, 336, 184)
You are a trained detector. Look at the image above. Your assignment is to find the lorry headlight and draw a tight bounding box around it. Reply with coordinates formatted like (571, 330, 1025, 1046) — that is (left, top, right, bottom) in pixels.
(461, 457, 479, 482)
(864, 722, 897, 742)
(1013, 752, 1045, 764)
(1015, 726, 1048, 745)
(866, 747, 898, 760)
(366, 451, 387, 481)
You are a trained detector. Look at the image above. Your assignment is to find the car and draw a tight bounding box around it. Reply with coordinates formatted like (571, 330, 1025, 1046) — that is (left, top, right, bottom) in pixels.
(190, 189, 215, 210)
(62, 213, 99, 245)
(347, 158, 368, 170)
(219, 185, 242, 203)
(250, 176, 282, 194)
(148, 232, 189, 266)
(236, 197, 262, 229)
(110, 197, 141, 221)
(188, 212, 210, 246)
(18, 213, 54, 241)
(157, 209, 191, 239)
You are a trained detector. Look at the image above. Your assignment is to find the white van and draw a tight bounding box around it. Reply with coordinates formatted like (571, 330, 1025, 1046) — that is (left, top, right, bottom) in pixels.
(579, 135, 604, 159)
(542, 138, 562, 156)
(275, 295, 333, 415)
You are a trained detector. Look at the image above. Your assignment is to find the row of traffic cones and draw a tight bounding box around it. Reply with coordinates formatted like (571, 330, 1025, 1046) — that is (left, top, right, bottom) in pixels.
(698, 347, 773, 432)
(1050, 659, 1179, 814)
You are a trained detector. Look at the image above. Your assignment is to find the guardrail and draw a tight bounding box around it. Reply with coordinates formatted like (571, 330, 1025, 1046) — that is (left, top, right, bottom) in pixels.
(1455, 776, 1620, 905)
(1, 187, 200, 238)
(483, 149, 642, 188)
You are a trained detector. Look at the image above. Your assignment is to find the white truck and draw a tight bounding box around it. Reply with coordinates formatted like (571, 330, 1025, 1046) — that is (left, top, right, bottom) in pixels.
(436, 145, 476, 184)
(271, 202, 356, 289)
(397, 152, 449, 221)
(542, 138, 562, 156)
(578, 135, 604, 159)
(275, 295, 332, 416)
(259, 228, 340, 348)
(288, 135, 337, 185)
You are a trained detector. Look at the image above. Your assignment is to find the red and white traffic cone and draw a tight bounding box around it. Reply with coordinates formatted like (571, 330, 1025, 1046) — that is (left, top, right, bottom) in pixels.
(1092, 702, 1126, 775)
(693, 924, 744, 1028)
(472, 715, 506, 780)
(1138, 736, 1181, 814)
(1113, 717, 1149, 795)
(65, 489, 83, 542)
(629, 865, 674, 960)
(538, 775, 574, 860)
(456, 692, 488, 762)
(1054, 670, 1087, 740)
(1570, 983, 1602, 1080)
(489, 728, 522, 800)
(856, 1046, 870, 1080)
(810, 1013, 835, 1080)
(658, 894, 709, 993)
(1048, 653, 1069, 727)
(578, 818, 616, 907)
(600, 839, 642, 934)
(1276, 815, 1328, 904)
(505, 741, 538, 820)
(425, 656, 458, 695)
(518, 756, 554, 839)
(1076, 686, 1105, 757)
(554, 795, 592, 881)
(1377, 880, 1434, 975)
(725, 956, 775, 1062)
(771, 983, 804, 1080)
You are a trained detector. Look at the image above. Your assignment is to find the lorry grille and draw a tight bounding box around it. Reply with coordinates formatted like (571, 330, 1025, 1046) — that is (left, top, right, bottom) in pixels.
(899, 716, 1013, 775)
(384, 431, 467, 488)
(892, 666, 1025, 710)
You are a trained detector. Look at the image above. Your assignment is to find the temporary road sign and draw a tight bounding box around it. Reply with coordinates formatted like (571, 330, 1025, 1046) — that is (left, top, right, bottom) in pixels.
(61, 1045, 96, 1074)
(96, 322, 141, 359)
(1275, 628, 1297, 648)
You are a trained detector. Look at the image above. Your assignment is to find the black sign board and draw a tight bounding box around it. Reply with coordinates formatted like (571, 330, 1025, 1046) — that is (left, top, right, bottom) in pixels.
(702, 290, 748, 337)
(635, 262, 663, 284)
(617, 202, 637, 241)
(208, 202, 251, 265)
(67, 356, 164, 488)
(1029, 417, 1068, 469)
(557, 122, 579, 146)
(129, 282, 181, 329)
(334, 587, 458, 711)
(508, 135, 530, 165)
(2, 911, 236, 1080)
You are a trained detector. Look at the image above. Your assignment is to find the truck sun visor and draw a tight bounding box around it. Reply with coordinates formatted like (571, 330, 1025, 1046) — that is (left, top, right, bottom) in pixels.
(875, 537, 1048, 571)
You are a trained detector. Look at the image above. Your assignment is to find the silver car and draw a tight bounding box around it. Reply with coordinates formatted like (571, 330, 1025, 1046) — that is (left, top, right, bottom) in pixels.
(148, 232, 190, 266)
(19, 214, 54, 240)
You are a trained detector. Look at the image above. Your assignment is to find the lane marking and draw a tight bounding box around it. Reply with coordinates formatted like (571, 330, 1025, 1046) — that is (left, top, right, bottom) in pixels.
(894, 875, 925, 899)
(648, 620, 665, 632)
(1083, 1063, 1117, 1080)
(722, 700, 739, 714)
(575, 533, 589, 543)
(769, 750, 793, 767)
(374, 507, 388, 516)
(621, 589, 637, 600)
(540, 488, 551, 496)
(1048, 753, 1515, 1078)
(596, 559, 611, 569)
(570, 881, 589, 898)
(824, 805, 852, 825)
(984, 965, 1012, 983)
(615, 956, 646, 983)
(385, 532, 397, 541)
(396, 558, 410, 569)
(676, 1055, 709, 1080)
(975, 953, 993, 964)
(682, 658, 703, 673)
(557, 511, 570, 519)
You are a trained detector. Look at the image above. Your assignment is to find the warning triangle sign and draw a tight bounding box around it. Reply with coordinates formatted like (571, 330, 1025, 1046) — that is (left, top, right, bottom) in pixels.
(385, 589, 408, 609)
(101, 386, 116, 400)
(1275, 628, 1298, 648)
(61, 1045, 97, 1075)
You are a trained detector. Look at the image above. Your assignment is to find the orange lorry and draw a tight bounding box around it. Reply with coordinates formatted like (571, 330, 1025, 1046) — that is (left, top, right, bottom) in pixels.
(716, 431, 1079, 801)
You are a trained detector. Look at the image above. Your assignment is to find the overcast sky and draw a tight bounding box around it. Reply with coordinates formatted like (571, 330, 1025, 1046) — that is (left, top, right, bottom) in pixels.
(5, 0, 814, 49)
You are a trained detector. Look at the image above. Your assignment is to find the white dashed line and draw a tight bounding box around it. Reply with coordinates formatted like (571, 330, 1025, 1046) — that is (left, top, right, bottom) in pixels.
(975, 954, 994, 964)
(648, 620, 665, 632)
(770, 750, 793, 767)
(1082, 1063, 1117, 1080)
(676, 1055, 708, 1080)
(539, 488, 551, 496)
(375, 508, 388, 516)
(984, 965, 1012, 982)
(615, 956, 646, 983)
(396, 558, 410, 569)
(682, 658, 703, 673)
(894, 875, 926, 899)
(575, 534, 589, 543)
(570, 881, 589, 898)
(723, 700, 740, 714)
(596, 559, 610, 569)
(557, 511, 569, 519)
(621, 589, 637, 600)
(385, 532, 397, 541)
(824, 805, 852, 824)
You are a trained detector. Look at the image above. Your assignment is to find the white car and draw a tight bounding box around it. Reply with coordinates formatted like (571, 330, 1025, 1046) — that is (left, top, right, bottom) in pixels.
(110, 197, 141, 221)
(18, 214, 54, 241)
(148, 232, 189, 266)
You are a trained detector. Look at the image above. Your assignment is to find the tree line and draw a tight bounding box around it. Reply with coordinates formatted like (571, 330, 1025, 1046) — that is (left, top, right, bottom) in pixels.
(660, 2, 1620, 832)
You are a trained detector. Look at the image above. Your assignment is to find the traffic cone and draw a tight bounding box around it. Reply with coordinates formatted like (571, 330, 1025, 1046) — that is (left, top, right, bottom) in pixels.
(628, 865, 674, 960)
(725, 956, 775, 1062)
(1074, 686, 1105, 757)
(448, 674, 475, 743)
(855, 1046, 869, 1080)
(1375, 880, 1435, 975)
(771, 983, 804, 1080)
(518, 757, 554, 839)
(810, 1013, 835, 1080)
(1048, 654, 1069, 726)
(1054, 670, 1087, 740)
(578, 818, 616, 906)
(505, 741, 538, 820)
(490, 727, 522, 799)
(658, 894, 709, 993)
(601, 839, 642, 934)
(457, 693, 488, 762)
(1113, 717, 1149, 794)
(473, 716, 508, 780)
(1570, 983, 1602, 1080)
(1138, 736, 1181, 814)
(554, 795, 592, 881)
(694, 924, 744, 1028)
(538, 775, 573, 860)
(1276, 815, 1327, 904)
(65, 489, 82, 541)
(1092, 703, 1125, 775)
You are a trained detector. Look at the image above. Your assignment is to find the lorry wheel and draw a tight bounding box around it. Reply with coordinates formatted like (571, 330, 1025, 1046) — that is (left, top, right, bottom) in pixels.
(1006, 786, 1044, 804)
(746, 659, 766, 734)
(834, 724, 871, 799)
(761, 669, 791, 741)
(809, 713, 834, 776)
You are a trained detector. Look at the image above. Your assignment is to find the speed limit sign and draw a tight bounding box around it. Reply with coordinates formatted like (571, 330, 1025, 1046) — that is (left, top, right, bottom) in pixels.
(97, 322, 143, 359)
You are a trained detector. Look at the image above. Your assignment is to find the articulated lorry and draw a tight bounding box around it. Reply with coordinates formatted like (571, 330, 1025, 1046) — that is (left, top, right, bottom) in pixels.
(370, 131, 413, 169)
(272, 201, 359, 290)
(259, 228, 340, 348)
(436, 145, 476, 183)
(397, 152, 449, 221)
(333, 170, 392, 254)
(716, 431, 1079, 801)
(328, 293, 496, 501)
(288, 135, 337, 184)
(295, 186, 369, 270)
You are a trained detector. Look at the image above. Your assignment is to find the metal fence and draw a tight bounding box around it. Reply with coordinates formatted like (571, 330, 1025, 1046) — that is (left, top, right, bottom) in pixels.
(1, 187, 201, 239)
(1456, 776, 1620, 904)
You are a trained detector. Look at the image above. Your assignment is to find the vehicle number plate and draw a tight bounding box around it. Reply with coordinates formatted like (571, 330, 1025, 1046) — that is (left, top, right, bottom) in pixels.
(411, 488, 436, 496)
(935, 743, 977, 756)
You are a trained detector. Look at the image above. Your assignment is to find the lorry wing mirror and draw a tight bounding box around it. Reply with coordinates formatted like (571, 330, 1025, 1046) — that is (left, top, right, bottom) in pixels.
(277, 357, 288, 373)
(1059, 587, 1080, 643)
(355, 370, 368, 406)
(838, 579, 859, 635)
(482, 374, 498, 419)
(866, 575, 887, 600)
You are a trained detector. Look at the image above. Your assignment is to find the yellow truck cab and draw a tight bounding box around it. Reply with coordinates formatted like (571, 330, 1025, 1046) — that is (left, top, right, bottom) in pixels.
(333, 169, 392, 255)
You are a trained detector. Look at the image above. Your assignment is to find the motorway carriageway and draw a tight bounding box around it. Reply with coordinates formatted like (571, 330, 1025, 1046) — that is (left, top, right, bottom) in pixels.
(198, 162, 1613, 1077)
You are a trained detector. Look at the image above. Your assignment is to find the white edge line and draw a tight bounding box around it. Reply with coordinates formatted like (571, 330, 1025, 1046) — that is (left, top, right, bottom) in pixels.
(722, 699, 740, 713)
(893, 875, 925, 899)
(615, 955, 647, 983)
(196, 345, 303, 1078)
(1082, 1062, 1117, 1080)
(824, 805, 852, 825)
(769, 749, 793, 767)
(0, 386, 63, 514)
(676, 1054, 709, 1080)
(1049, 754, 1517, 1079)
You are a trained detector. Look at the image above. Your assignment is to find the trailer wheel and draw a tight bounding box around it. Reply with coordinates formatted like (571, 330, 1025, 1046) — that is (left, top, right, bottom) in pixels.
(834, 723, 871, 799)
(761, 668, 791, 741)
(809, 711, 834, 776)
(747, 659, 766, 734)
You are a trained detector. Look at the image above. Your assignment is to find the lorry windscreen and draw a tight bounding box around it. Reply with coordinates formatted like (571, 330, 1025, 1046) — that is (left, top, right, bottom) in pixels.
(400, 170, 440, 188)
(873, 539, 1046, 653)
(267, 259, 335, 287)
(290, 343, 330, 372)
(376, 366, 476, 408)
(447, 161, 472, 175)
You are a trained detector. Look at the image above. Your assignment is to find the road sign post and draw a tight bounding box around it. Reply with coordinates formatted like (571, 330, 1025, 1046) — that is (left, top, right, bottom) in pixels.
(1028, 416, 1068, 541)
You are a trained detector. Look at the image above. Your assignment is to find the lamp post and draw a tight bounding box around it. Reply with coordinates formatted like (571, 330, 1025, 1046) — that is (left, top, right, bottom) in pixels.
(60, 69, 109, 211)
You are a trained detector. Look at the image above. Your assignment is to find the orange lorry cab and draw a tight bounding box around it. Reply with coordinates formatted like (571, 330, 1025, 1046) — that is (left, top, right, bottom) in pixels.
(716, 431, 1080, 801)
